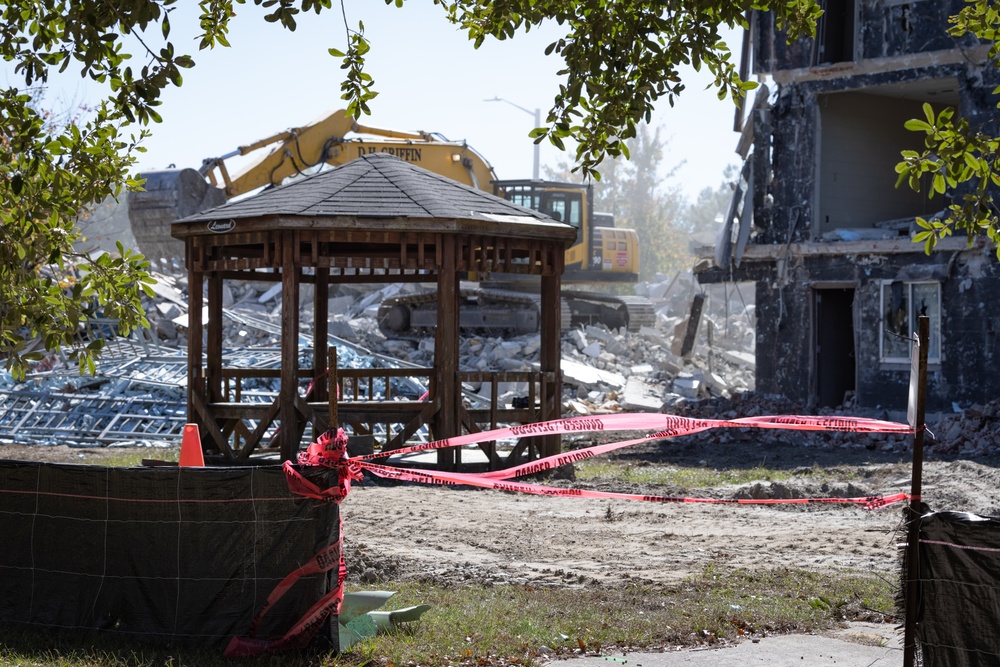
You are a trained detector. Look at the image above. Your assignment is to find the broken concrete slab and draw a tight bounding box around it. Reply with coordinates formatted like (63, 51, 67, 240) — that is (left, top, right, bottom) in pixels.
(673, 373, 702, 399)
(722, 349, 756, 369)
(258, 283, 282, 304)
(558, 358, 626, 390)
(621, 377, 665, 412)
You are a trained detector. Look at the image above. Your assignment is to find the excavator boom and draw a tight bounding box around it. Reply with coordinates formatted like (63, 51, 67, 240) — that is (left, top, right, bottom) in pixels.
(199, 109, 496, 196)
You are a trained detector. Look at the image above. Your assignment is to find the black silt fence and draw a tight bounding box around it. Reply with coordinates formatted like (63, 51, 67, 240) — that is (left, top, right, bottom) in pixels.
(916, 510, 1000, 666)
(0, 460, 340, 650)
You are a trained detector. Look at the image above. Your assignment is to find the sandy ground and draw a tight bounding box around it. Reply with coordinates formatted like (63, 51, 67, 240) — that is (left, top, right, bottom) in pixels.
(334, 434, 1000, 587)
(4, 438, 999, 589)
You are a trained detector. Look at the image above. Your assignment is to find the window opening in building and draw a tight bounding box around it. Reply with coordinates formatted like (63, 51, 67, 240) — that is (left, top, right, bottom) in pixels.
(879, 281, 941, 362)
(815, 0, 856, 65)
(818, 85, 954, 236)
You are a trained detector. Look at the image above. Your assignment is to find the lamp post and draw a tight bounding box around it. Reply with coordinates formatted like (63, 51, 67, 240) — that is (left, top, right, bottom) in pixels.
(485, 97, 541, 180)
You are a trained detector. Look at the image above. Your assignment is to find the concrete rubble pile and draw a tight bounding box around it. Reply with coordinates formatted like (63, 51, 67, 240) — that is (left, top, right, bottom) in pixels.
(286, 271, 757, 415)
(6, 264, 993, 460)
(0, 267, 759, 449)
(147, 268, 758, 418)
(927, 400, 1000, 458)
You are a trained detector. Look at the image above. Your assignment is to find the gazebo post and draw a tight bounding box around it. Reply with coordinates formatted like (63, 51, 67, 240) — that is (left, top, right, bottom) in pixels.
(539, 257, 563, 458)
(435, 234, 460, 470)
(279, 231, 301, 461)
(206, 272, 224, 403)
(313, 267, 330, 440)
(186, 244, 204, 449)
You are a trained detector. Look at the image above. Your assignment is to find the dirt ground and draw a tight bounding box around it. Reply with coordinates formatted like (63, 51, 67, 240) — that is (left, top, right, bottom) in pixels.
(340, 438, 1000, 588)
(7, 433, 999, 590)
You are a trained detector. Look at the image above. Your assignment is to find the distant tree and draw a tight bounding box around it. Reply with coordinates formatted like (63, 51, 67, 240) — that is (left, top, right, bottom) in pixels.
(679, 164, 740, 236)
(546, 123, 690, 280)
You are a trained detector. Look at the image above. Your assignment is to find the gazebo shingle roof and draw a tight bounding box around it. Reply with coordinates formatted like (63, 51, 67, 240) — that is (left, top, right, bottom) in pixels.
(177, 153, 575, 238)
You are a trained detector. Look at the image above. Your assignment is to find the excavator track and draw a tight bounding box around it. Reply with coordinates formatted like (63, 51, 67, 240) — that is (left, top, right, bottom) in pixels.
(378, 288, 540, 338)
(561, 291, 656, 332)
(377, 287, 572, 338)
(376, 286, 653, 337)
(477, 288, 574, 332)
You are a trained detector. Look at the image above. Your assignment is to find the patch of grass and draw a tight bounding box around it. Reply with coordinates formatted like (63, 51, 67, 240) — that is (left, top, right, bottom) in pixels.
(61, 449, 178, 467)
(574, 460, 793, 487)
(0, 627, 310, 667)
(0, 567, 895, 667)
(343, 567, 894, 666)
(110, 450, 178, 467)
(574, 460, 862, 489)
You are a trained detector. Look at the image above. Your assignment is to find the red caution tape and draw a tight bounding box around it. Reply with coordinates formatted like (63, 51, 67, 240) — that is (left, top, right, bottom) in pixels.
(350, 413, 912, 464)
(357, 462, 912, 508)
(305, 412, 914, 509)
(284, 428, 364, 502)
(224, 520, 347, 657)
(227, 430, 355, 657)
(241, 413, 914, 656)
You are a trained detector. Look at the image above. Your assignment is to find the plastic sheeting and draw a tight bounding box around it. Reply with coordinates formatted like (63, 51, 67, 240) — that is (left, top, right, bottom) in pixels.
(0, 460, 340, 650)
(918, 510, 1000, 666)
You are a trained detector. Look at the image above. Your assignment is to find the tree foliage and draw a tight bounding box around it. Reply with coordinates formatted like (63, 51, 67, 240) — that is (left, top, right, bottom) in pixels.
(547, 123, 690, 280)
(0, 0, 335, 378)
(0, 91, 154, 378)
(436, 0, 821, 180)
(894, 0, 1000, 259)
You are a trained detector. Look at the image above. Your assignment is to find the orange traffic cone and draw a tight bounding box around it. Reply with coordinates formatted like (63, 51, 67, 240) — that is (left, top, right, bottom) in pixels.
(179, 423, 205, 467)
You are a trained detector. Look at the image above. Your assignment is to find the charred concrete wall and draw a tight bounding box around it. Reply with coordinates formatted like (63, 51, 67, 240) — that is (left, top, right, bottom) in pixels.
(753, 0, 975, 73)
(755, 62, 1000, 247)
(752, 248, 1000, 412)
(700, 2, 1000, 412)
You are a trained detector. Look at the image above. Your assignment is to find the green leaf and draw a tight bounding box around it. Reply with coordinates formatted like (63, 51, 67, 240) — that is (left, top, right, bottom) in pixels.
(922, 101, 935, 125)
(904, 118, 933, 133)
(932, 172, 946, 194)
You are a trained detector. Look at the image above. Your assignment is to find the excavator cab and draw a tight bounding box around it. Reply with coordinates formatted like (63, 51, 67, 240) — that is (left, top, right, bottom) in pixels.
(495, 180, 586, 250)
(499, 181, 584, 235)
(494, 180, 639, 283)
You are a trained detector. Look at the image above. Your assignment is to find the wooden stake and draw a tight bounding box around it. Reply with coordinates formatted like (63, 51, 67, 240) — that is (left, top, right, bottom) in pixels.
(902, 315, 929, 667)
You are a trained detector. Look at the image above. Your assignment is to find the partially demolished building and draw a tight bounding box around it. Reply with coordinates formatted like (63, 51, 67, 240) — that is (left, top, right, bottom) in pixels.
(697, 0, 1000, 412)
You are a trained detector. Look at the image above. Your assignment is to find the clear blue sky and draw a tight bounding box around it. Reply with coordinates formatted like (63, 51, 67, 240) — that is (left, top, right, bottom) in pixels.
(15, 2, 747, 203)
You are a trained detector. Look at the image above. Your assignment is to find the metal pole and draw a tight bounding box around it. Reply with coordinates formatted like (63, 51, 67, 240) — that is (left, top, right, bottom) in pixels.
(532, 107, 541, 181)
(902, 315, 929, 667)
(485, 97, 541, 179)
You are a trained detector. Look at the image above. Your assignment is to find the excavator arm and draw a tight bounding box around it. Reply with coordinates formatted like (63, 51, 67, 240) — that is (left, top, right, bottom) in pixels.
(198, 109, 497, 197)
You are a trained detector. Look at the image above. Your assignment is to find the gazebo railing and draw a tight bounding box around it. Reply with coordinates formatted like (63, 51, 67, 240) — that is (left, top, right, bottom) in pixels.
(198, 364, 555, 468)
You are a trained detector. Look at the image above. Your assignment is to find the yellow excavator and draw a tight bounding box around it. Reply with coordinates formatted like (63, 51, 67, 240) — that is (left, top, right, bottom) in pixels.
(124, 109, 653, 333)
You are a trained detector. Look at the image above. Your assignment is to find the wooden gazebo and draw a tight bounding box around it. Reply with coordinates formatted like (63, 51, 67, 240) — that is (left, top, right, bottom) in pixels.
(171, 153, 577, 468)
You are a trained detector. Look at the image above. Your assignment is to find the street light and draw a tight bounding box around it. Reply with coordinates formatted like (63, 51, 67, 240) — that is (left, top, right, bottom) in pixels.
(485, 97, 541, 180)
